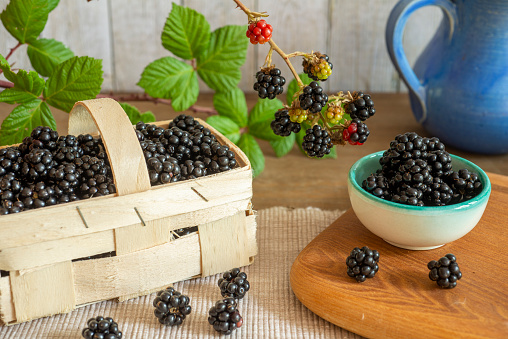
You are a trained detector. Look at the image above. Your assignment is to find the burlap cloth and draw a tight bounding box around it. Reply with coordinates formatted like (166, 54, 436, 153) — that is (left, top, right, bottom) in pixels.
(0, 207, 364, 339)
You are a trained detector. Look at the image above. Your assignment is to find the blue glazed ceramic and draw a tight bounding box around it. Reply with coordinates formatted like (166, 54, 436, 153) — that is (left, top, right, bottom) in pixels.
(386, 0, 508, 154)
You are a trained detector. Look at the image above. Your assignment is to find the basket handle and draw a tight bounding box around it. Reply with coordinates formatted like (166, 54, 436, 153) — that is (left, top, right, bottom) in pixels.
(68, 98, 151, 196)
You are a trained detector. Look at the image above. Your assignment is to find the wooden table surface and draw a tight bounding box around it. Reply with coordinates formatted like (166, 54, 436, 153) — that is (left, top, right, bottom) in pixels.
(1, 93, 507, 211)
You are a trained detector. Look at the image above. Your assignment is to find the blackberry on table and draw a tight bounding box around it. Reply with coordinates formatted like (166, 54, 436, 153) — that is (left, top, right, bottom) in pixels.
(346, 246, 380, 282)
(270, 109, 301, 136)
(218, 267, 250, 299)
(299, 81, 328, 114)
(253, 67, 286, 99)
(428, 253, 462, 289)
(208, 297, 243, 335)
(153, 287, 192, 326)
(302, 125, 333, 158)
(362, 173, 391, 199)
(81, 315, 122, 339)
(345, 91, 376, 121)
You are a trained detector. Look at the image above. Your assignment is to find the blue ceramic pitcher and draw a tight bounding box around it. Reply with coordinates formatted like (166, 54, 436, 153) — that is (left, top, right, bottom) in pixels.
(386, 0, 508, 154)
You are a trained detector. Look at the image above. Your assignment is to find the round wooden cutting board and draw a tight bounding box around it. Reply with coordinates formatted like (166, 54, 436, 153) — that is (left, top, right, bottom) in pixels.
(290, 173, 508, 339)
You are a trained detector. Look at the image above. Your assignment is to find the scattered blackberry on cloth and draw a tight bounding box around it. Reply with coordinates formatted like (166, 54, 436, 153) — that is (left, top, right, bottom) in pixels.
(82, 316, 122, 339)
(270, 109, 301, 136)
(428, 254, 462, 289)
(346, 246, 380, 282)
(218, 268, 250, 299)
(345, 91, 376, 121)
(253, 67, 286, 99)
(302, 125, 333, 158)
(299, 81, 328, 114)
(208, 297, 243, 335)
(153, 287, 192, 326)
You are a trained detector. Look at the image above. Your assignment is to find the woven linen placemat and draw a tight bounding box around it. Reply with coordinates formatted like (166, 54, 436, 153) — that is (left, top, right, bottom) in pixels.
(0, 207, 364, 339)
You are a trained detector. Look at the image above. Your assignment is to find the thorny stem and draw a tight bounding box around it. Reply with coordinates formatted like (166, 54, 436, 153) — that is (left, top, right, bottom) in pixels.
(0, 42, 22, 75)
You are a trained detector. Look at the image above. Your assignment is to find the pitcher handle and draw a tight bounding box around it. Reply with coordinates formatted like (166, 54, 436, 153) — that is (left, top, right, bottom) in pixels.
(386, 0, 457, 123)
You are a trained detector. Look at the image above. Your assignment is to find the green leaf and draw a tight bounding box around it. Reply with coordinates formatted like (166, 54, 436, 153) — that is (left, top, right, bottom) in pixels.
(270, 134, 295, 157)
(161, 3, 211, 60)
(0, 69, 45, 104)
(206, 115, 240, 144)
(27, 38, 74, 77)
(286, 73, 313, 105)
(212, 88, 248, 127)
(119, 102, 156, 124)
(0, 54, 7, 68)
(248, 98, 283, 141)
(43, 56, 103, 112)
(47, 0, 60, 12)
(138, 57, 190, 99)
(0, 54, 17, 82)
(197, 25, 248, 91)
(169, 70, 198, 111)
(237, 133, 265, 178)
(0, 99, 55, 145)
(0, 0, 51, 43)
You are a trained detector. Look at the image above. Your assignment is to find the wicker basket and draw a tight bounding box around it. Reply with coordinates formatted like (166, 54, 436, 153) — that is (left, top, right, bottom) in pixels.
(0, 98, 257, 324)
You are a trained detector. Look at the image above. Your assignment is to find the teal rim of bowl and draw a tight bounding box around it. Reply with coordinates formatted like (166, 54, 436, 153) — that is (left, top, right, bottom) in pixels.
(348, 151, 492, 211)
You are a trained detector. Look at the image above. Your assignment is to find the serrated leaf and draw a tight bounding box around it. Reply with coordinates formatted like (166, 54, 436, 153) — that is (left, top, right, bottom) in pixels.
(197, 25, 248, 91)
(27, 38, 74, 77)
(0, 54, 7, 67)
(237, 133, 265, 177)
(248, 98, 283, 141)
(47, 0, 60, 12)
(137, 57, 191, 99)
(270, 134, 295, 157)
(0, 69, 45, 104)
(161, 3, 210, 60)
(0, 55, 17, 82)
(212, 88, 247, 127)
(43, 56, 103, 112)
(0, 0, 51, 43)
(286, 73, 313, 105)
(140, 112, 156, 123)
(119, 102, 156, 124)
(0, 99, 55, 145)
(169, 70, 198, 111)
(206, 115, 240, 144)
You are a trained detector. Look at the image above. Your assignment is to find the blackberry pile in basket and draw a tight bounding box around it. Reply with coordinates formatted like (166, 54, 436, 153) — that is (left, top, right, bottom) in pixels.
(362, 132, 483, 206)
(0, 115, 237, 215)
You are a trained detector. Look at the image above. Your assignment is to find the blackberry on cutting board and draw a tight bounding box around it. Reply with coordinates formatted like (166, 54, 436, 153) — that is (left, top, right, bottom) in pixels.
(299, 81, 328, 114)
(345, 91, 376, 121)
(208, 297, 243, 335)
(346, 246, 380, 282)
(428, 253, 462, 289)
(218, 268, 250, 299)
(302, 125, 333, 158)
(253, 67, 286, 99)
(81, 316, 122, 339)
(153, 287, 192, 326)
(270, 109, 301, 136)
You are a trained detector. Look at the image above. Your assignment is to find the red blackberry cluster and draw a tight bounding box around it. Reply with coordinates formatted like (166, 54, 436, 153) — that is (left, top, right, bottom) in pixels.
(270, 109, 301, 136)
(82, 316, 122, 339)
(363, 132, 483, 206)
(345, 92, 376, 121)
(303, 53, 333, 81)
(246, 19, 272, 44)
(428, 254, 462, 289)
(208, 297, 243, 335)
(298, 81, 328, 114)
(346, 246, 380, 282)
(218, 268, 250, 299)
(301, 125, 333, 158)
(342, 119, 370, 145)
(253, 67, 286, 99)
(153, 287, 192, 326)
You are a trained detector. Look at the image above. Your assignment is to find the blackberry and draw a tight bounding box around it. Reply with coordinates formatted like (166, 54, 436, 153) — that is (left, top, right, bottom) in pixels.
(208, 143, 237, 173)
(253, 67, 286, 99)
(140, 140, 168, 160)
(208, 297, 243, 335)
(161, 127, 193, 161)
(362, 173, 391, 199)
(153, 287, 192, 326)
(0, 147, 22, 176)
(302, 125, 333, 158)
(345, 92, 376, 121)
(189, 127, 217, 158)
(179, 159, 207, 180)
(270, 109, 301, 137)
(147, 156, 181, 185)
(396, 158, 432, 190)
(391, 186, 424, 206)
(379, 132, 428, 176)
(78, 134, 108, 159)
(424, 136, 446, 152)
(81, 316, 123, 339)
(446, 169, 483, 203)
(76, 155, 115, 199)
(19, 126, 59, 154)
(342, 119, 370, 145)
(303, 53, 333, 81)
(428, 253, 462, 289)
(48, 163, 80, 195)
(246, 19, 272, 45)
(325, 102, 344, 124)
(426, 150, 453, 178)
(346, 246, 380, 282)
(288, 106, 308, 124)
(298, 81, 328, 114)
(21, 148, 54, 181)
(168, 114, 203, 134)
(423, 177, 453, 206)
(218, 268, 250, 299)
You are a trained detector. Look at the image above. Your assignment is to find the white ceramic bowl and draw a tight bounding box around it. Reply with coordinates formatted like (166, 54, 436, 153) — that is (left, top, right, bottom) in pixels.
(348, 151, 491, 250)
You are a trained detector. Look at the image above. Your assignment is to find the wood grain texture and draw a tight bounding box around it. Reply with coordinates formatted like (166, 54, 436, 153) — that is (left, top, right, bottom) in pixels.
(0, 277, 14, 324)
(114, 216, 173, 255)
(290, 172, 508, 339)
(10, 262, 75, 323)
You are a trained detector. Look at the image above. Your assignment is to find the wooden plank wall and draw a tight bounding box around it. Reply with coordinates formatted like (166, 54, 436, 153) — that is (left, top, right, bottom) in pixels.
(0, 0, 441, 93)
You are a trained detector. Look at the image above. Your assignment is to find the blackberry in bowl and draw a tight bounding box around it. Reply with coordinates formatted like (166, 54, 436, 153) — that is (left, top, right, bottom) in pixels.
(348, 151, 491, 250)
